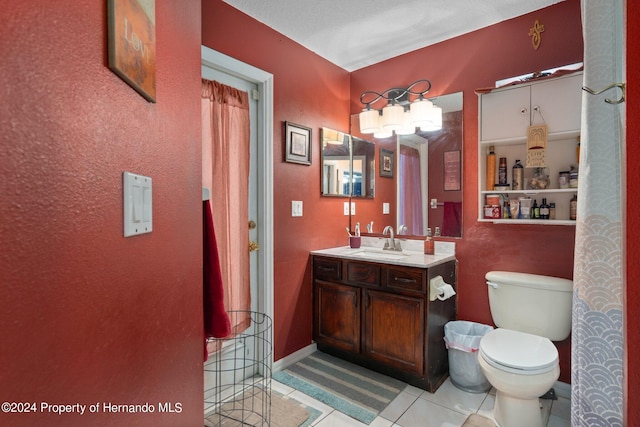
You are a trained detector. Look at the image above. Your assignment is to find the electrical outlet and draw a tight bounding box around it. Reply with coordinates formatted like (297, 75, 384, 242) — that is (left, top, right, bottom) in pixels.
(344, 202, 350, 215)
(350, 202, 356, 215)
(383, 203, 390, 214)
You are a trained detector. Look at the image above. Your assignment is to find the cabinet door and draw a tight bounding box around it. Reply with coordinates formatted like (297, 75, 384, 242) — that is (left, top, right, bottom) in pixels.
(480, 85, 530, 141)
(363, 289, 424, 375)
(530, 74, 583, 134)
(314, 281, 360, 353)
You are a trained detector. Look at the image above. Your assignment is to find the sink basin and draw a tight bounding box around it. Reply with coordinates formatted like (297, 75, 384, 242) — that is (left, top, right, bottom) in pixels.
(349, 249, 408, 261)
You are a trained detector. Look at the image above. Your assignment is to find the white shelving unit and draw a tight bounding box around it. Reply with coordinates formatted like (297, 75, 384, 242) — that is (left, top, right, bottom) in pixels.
(477, 72, 583, 225)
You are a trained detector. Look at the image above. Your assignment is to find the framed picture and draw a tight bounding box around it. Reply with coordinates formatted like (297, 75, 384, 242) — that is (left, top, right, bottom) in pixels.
(444, 150, 461, 191)
(107, 0, 157, 102)
(285, 122, 312, 165)
(380, 149, 394, 178)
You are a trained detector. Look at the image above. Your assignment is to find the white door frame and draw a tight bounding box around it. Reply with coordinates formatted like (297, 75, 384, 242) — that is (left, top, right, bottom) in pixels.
(201, 45, 275, 332)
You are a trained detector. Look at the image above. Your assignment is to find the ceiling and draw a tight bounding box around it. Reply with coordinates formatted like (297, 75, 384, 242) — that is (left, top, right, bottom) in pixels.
(223, 0, 563, 71)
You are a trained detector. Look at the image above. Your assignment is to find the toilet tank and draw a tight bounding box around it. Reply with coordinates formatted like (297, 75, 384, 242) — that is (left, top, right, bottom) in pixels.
(485, 271, 573, 341)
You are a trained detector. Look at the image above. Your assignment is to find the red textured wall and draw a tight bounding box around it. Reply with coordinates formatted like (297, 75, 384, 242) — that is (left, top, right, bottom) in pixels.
(350, 0, 582, 383)
(0, 2, 204, 426)
(202, 1, 351, 360)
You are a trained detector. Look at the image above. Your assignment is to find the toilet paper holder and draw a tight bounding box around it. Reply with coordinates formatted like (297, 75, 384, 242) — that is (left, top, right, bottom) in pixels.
(429, 275, 456, 301)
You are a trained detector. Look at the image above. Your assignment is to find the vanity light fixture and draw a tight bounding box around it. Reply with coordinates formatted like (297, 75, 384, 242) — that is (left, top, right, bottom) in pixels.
(359, 79, 442, 136)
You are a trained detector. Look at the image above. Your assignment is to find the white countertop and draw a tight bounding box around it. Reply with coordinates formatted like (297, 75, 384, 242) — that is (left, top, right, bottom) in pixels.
(311, 245, 456, 268)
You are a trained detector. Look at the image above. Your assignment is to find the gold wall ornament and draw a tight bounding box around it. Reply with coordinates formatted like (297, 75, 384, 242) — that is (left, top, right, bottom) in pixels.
(529, 19, 545, 50)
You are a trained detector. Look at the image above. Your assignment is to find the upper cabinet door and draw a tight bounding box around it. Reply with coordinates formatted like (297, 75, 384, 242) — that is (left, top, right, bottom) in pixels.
(530, 73, 583, 135)
(480, 85, 530, 141)
(480, 72, 583, 142)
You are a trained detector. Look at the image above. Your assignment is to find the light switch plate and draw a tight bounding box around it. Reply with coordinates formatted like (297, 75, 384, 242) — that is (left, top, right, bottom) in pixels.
(123, 171, 152, 237)
(344, 202, 350, 216)
(350, 202, 356, 215)
(291, 200, 303, 217)
(383, 202, 390, 214)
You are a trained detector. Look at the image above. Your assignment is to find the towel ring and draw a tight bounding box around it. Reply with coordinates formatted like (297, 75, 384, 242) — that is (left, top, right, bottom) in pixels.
(582, 82, 626, 104)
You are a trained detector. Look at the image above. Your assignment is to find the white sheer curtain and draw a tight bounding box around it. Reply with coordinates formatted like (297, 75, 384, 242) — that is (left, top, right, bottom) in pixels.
(572, 1, 625, 426)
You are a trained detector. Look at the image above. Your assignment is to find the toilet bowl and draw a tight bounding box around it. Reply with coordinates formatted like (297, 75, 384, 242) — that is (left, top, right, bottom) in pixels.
(478, 328, 560, 427)
(479, 271, 572, 427)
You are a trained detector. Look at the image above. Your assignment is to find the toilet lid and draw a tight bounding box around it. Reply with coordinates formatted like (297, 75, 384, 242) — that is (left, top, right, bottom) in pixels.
(479, 329, 558, 374)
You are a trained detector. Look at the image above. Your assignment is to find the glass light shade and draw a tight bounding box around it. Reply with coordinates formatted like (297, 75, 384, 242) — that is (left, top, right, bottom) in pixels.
(373, 125, 393, 139)
(409, 98, 434, 127)
(381, 103, 405, 131)
(395, 111, 416, 135)
(359, 108, 380, 134)
(420, 105, 443, 131)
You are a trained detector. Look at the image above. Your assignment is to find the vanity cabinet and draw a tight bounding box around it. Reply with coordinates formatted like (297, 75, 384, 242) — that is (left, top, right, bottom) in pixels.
(312, 255, 457, 392)
(478, 71, 583, 225)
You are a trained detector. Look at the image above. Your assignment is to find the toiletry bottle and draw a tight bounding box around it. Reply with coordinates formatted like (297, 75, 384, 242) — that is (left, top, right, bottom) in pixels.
(354, 222, 360, 237)
(503, 200, 510, 219)
(570, 195, 578, 220)
(532, 199, 540, 219)
(549, 202, 556, 220)
(424, 228, 434, 255)
(540, 198, 549, 219)
(498, 157, 507, 185)
(512, 159, 524, 190)
(486, 146, 496, 191)
(434, 227, 441, 237)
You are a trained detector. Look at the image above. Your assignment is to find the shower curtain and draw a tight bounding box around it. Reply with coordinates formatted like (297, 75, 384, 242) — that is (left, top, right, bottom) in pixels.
(572, 1, 625, 426)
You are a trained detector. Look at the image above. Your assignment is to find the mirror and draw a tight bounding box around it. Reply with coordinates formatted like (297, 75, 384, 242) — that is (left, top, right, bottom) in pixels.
(350, 92, 463, 238)
(321, 128, 375, 198)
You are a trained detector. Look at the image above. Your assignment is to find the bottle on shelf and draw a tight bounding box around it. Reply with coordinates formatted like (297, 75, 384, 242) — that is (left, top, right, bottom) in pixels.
(498, 157, 507, 185)
(540, 198, 550, 219)
(434, 227, 441, 237)
(512, 160, 524, 191)
(532, 199, 540, 219)
(424, 228, 434, 255)
(486, 146, 496, 191)
(570, 195, 578, 220)
(549, 202, 556, 220)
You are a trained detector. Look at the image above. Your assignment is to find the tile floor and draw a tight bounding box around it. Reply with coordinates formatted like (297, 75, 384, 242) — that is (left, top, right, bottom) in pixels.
(272, 377, 571, 427)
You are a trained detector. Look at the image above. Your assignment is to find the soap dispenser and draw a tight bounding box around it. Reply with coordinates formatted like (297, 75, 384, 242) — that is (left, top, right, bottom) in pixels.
(424, 228, 434, 255)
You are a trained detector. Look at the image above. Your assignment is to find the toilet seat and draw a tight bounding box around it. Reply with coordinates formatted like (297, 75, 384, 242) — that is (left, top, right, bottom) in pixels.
(479, 328, 558, 375)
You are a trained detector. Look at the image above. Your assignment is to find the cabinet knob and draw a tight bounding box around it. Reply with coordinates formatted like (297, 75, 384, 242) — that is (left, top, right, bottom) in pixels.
(520, 107, 528, 115)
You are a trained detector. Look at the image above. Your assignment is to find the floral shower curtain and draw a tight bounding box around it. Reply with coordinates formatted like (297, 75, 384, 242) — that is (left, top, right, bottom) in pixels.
(572, 1, 625, 426)
(202, 79, 252, 334)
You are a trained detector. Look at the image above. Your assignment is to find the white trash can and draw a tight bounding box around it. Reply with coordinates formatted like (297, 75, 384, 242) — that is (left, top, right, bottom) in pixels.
(444, 320, 493, 393)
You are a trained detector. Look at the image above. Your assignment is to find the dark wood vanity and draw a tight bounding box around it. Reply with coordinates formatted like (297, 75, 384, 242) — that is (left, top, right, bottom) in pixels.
(312, 254, 457, 392)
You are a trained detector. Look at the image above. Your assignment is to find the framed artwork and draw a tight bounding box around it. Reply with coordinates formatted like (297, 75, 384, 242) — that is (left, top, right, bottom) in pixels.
(380, 149, 394, 178)
(107, 0, 157, 102)
(285, 122, 312, 165)
(444, 150, 461, 191)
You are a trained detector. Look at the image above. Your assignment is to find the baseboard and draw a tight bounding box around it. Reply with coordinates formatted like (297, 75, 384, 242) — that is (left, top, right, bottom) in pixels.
(554, 380, 571, 399)
(273, 343, 317, 373)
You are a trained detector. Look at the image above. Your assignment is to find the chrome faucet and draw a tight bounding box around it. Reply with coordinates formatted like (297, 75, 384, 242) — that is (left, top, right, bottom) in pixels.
(382, 226, 402, 251)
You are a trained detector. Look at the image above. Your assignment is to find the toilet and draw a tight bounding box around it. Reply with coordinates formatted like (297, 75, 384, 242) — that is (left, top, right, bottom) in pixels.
(478, 271, 572, 427)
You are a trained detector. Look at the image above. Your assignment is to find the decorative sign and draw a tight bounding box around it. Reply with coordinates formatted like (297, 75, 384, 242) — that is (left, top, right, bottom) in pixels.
(526, 124, 548, 167)
(529, 19, 545, 50)
(108, 0, 156, 102)
(444, 150, 461, 191)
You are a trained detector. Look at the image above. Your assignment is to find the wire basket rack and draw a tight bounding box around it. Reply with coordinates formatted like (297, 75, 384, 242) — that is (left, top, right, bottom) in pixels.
(204, 311, 273, 427)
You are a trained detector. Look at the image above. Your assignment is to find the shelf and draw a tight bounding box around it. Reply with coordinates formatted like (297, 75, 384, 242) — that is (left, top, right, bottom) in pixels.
(477, 218, 576, 226)
(481, 189, 578, 195)
(479, 130, 581, 147)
